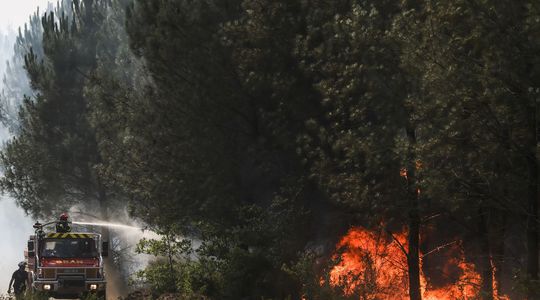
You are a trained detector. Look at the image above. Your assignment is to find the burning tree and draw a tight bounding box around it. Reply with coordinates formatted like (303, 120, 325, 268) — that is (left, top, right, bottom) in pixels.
(325, 226, 510, 300)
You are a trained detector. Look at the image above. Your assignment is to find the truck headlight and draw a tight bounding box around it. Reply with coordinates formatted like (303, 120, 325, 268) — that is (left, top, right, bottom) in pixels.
(43, 284, 51, 290)
(90, 284, 98, 290)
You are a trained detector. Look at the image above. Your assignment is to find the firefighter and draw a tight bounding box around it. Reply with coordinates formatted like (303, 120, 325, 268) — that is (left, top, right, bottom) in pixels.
(7, 262, 29, 299)
(56, 213, 71, 233)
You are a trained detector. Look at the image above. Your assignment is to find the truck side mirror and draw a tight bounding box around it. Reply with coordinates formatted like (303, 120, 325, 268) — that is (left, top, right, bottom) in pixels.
(28, 241, 35, 257)
(102, 241, 109, 257)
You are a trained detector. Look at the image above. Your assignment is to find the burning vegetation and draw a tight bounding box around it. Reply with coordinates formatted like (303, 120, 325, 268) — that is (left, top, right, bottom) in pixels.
(0, 0, 537, 299)
(325, 227, 509, 300)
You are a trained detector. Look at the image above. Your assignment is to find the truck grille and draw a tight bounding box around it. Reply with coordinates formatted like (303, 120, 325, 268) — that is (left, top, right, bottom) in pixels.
(42, 269, 56, 279)
(58, 269, 84, 274)
(86, 269, 98, 279)
(62, 279, 85, 288)
(59, 276, 85, 288)
(41, 268, 99, 279)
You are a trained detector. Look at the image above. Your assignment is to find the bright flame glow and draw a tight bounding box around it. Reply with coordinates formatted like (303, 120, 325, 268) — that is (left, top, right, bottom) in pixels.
(327, 227, 508, 300)
(328, 227, 408, 298)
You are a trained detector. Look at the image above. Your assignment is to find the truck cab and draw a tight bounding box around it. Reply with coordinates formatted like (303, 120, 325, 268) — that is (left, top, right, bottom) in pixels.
(26, 224, 108, 299)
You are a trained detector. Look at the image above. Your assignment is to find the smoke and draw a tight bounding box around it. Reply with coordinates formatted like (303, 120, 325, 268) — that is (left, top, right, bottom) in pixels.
(0, 195, 34, 294)
(0, 2, 54, 29)
(0, 28, 14, 73)
(69, 206, 161, 296)
(0, 28, 13, 139)
(106, 258, 127, 299)
(0, 26, 35, 295)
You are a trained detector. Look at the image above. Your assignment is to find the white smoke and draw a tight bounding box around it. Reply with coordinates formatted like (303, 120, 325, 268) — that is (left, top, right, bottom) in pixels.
(0, 1, 52, 30)
(0, 195, 34, 293)
(0, 27, 33, 295)
(0, 1, 53, 293)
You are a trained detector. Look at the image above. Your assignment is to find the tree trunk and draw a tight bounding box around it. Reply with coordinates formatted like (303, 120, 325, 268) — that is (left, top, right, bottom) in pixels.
(491, 211, 507, 296)
(408, 208, 421, 300)
(167, 233, 177, 292)
(406, 125, 422, 300)
(97, 178, 110, 242)
(526, 92, 539, 299)
(527, 151, 539, 280)
(478, 208, 494, 300)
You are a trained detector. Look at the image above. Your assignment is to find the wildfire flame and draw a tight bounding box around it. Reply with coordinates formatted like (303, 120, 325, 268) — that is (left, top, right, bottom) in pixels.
(326, 227, 508, 300)
(328, 227, 409, 299)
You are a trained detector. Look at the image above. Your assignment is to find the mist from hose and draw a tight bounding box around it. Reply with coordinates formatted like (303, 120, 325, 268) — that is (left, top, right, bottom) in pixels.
(70, 213, 161, 298)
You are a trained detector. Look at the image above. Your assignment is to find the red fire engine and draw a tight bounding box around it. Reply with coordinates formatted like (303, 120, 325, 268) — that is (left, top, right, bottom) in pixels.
(25, 214, 108, 299)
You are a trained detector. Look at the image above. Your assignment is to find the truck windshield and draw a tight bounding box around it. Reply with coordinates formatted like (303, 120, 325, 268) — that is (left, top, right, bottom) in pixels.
(41, 238, 98, 258)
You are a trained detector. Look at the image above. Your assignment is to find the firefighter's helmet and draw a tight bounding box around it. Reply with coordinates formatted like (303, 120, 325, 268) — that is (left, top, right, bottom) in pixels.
(18, 261, 26, 268)
(59, 213, 69, 221)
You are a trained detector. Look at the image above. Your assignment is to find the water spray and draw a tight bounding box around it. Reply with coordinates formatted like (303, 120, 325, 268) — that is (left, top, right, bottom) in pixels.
(72, 221, 143, 231)
(71, 218, 157, 298)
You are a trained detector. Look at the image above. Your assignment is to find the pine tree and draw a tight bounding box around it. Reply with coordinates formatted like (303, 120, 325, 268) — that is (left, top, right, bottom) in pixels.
(0, 9, 46, 132)
(394, 1, 540, 297)
(0, 0, 112, 218)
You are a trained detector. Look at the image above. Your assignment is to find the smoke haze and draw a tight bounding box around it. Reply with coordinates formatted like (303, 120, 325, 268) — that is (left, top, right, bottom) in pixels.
(0, 0, 51, 292)
(0, 195, 34, 292)
(0, 1, 51, 29)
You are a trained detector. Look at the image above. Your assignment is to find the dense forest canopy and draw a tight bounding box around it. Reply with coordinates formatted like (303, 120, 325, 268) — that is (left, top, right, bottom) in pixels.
(0, 0, 538, 299)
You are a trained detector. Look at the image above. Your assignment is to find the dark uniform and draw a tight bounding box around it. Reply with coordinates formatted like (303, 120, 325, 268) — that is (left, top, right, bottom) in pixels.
(56, 220, 71, 233)
(10, 269, 28, 298)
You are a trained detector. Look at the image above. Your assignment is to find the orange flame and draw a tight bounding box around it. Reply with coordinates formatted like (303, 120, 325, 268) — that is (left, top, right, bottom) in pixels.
(328, 227, 409, 298)
(400, 168, 408, 179)
(327, 227, 508, 300)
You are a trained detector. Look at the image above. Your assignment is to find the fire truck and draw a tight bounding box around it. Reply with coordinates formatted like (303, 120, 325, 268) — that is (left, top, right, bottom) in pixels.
(25, 214, 108, 299)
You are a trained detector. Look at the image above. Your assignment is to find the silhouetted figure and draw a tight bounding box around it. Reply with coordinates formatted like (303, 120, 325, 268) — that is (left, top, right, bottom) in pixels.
(8, 262, 28, 300)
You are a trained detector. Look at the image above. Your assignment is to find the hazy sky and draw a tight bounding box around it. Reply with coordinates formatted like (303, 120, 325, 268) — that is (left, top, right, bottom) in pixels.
(0, 0, 50, 292)
(0, 0, 51, 30)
